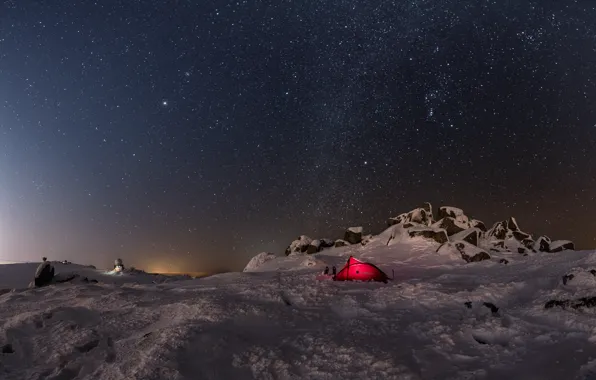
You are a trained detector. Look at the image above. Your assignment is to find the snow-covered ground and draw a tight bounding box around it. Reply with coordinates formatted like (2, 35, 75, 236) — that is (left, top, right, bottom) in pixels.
(1, 237, 596, 379)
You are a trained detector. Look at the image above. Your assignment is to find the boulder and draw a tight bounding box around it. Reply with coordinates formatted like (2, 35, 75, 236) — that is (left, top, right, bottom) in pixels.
(388, 204, 434, 227)
(409, 227, 448, 244)
(334, 239, 349, 247)
(487, 221, 508, 240)
(512, 230, 531, 241)
(437, 206, 468, 222)
(499, 259, 509, 264)
(306, 240, 321, 254)
(432, 217, 467, 236)
(521, 238, 535, 250)
(285, 235, 312, 255)
(549, 240, 575, 253)
(487, 218, 532, 243)
(534, 236, 551, 252)
(344, 227, 363, 244)
(470, 219, 487, 232)
(319, 239, 335, 249)
(243, 253, 278, 272)
(450, 228, 480, 246)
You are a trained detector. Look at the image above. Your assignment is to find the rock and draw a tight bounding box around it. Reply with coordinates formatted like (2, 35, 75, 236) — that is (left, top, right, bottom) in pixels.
(344, 227, 363, 244)
(545, 297, 596, 310)
(483, 302, 499, 313)
(464, 301, 472, 309)
(437, 241, 491, 263)
(534, 236, 551, 252)
(512, 230, 531, 241)
(507, 217, 520, 231)
(1, 344, 14, 354)
(499, 259, 509, 264)
(517, 247, 526, 254)
(591, 269, 596, 276)
(319, 239, 335, 249)
(549, 240, 575, 253)
(560, 268, 596, 287)
(438, 206, 467, 221)
(306, 240, 321, 254)
(451, 228, 480, 246)
(388, 205, 434, 227)
(285, 235, 312, 255)
(409, 227, 448, 244)
(487, 221, 508, 240)
(470, 219, 487, 232)
(455, 242, 491, 263)
(334, 239, 349, 247)
(432, 217, 467, 236)
(423, 202, 433, 219)
(521, 238, 535, 250)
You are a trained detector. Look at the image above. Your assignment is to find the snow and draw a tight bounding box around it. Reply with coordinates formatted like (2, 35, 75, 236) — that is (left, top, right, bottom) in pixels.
(1, 244, 596, 379)
(348, 226, 363, 234)
(243, 252, 277, 272)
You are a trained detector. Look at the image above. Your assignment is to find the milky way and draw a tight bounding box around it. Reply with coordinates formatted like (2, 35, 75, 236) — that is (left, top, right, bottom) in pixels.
(1, 1, 595, 272)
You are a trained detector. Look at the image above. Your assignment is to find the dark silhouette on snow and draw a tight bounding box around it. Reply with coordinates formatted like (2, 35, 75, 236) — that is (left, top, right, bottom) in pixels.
(324, 266, 329, 275)
(332, 266, 336, 275)
(34, 257, 55, 287)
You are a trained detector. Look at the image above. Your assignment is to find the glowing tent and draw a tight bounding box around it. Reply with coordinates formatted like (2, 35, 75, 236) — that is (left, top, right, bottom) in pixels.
(333, 256, 390, 283)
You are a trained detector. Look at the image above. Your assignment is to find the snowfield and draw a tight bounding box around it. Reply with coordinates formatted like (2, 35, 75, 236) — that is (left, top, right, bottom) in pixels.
(1, 235, 596, 379)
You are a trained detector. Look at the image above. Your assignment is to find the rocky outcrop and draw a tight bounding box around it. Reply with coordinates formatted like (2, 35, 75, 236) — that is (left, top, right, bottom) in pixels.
(285, 235, 312, 256)
(408, 227, 448, 244)
(388, 204, 434, 227)
(549, 240, 575, 253)
(344, 227, 363, 244)
(450, 228, 480, 246)
(534, 236, 551, 252)
(470, 219, 487, 232)
(432, 217, 467, 236)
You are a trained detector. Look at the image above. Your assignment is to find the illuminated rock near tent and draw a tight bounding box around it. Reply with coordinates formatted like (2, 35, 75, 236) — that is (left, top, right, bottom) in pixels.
(285, 235, 312, 256)
(388, 204, 434, 227)
(408, 226, 448, 244)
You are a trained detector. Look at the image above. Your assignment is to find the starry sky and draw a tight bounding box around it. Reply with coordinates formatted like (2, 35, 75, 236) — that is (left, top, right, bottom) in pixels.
(1, 1, 596, 273)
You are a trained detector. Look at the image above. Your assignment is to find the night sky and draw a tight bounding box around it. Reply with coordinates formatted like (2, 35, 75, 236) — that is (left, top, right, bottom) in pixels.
(1, 1, 596, 273)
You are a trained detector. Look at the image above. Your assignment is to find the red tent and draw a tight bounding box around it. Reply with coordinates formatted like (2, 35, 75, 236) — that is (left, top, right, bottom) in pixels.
(334, 256, 390, 283)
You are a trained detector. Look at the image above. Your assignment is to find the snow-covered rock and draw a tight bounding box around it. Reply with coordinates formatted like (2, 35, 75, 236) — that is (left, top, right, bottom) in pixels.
(451, 228, 481, 246)
(436, 241, 491, 263)
(550, 240, 575, 253)
(437, 206, 469, 223)
(344, 226, 363, 244)
(561, 267, 596, 287)
(244, 252, 278, 272)
(306, 239, 321, 254)
(285, 235, 312, 255)
(388, 203, 434, 227)
(432, 217, 469, 236)
(408, 226, 448, 244)
(470, 219, 487, 232)
(534, 236, 551, 252)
